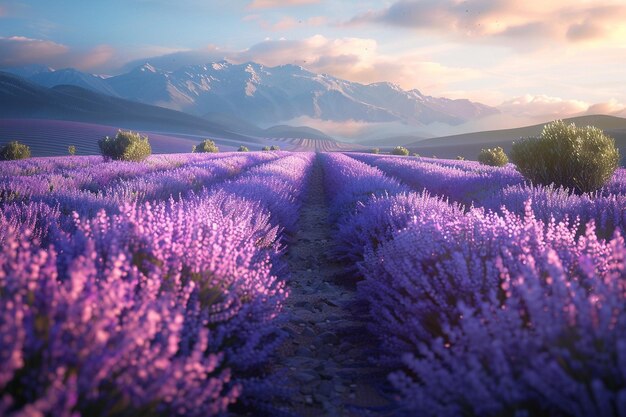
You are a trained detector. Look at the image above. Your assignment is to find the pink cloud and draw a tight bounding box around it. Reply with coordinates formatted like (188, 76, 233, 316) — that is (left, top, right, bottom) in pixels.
(248, 0, 318, 9)
(271, 16, 299, 31)
(232, 35, 482, 92)
(70, 45, 116, 70)
(0, 37, 69, 67)
(499, 94, 589, 118)
(244, 14, 328, 31)
(586, 100, 626, 116)
(347, 0, 626, 48)
(498, 95, 626, 119)
(0, 36, 117, 71)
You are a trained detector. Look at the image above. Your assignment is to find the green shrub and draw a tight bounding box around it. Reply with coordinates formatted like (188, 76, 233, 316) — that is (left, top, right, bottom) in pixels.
(391, 146, 409, 156)
(193, 139, 219, 153)
(68, 145, 76, 156)
(270, 145, 280, 151)
(478, 146, 508, 167)
(0, 141, 31, 160)
(371, 148, 380, 154)
(99, 130, 151, 162)
(412, 153, 420, 158)
(511, 120, 620, 193)
(237, 145, 249, 152)
(456, 155, 465, 160)
(262, 146, 271, 151)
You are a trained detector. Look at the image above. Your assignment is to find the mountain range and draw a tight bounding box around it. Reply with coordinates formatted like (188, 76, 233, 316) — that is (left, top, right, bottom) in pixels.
(4, 61, 498, 127)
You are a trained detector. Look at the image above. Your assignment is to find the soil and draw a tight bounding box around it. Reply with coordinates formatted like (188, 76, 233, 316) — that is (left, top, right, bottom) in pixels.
(273, 156, 393, 416)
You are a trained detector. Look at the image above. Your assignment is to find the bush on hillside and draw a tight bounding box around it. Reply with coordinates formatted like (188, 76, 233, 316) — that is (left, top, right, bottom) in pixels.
(68, 145, 76, 156)
(511, 120, 620, 193)
(371, 148, 380, 154)
(391, 146, 409, 156)
(0, 141, 31, 160)
(270, 145, 280, 151)
(456, 155, 465, 160)
(262, 146, 271, 151)
(237, 145, 249, 152)
(478, 146, 508, 167)
(193, 139, 219, 153)
(99, 130, 151, 162)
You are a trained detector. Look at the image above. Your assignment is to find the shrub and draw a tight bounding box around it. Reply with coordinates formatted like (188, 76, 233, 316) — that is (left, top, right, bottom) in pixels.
(68, 145, 76, 156)
(391, 146, 409, 156)
(478, 146, 508, 166)
(0, 141, 31, 160)
(237, 145, 249, 152)
(270, 145, 280, 151)
(412, 153, 420, 158)
(98, 130, 151, 162)
(262, 146, 271, 151)
(371, 148, 380, 154)
(511, 121, 620, 193)
(456, 155, 465, 160)
(193, 139, 219, 153)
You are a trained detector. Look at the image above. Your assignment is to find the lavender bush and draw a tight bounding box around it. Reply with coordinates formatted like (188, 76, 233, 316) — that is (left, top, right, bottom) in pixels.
(359, 203, 626, 416)
(0, 151, 314, 416)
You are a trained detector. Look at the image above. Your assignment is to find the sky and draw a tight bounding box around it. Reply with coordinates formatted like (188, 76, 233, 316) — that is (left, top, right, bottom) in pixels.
(1, 0, 626, 122)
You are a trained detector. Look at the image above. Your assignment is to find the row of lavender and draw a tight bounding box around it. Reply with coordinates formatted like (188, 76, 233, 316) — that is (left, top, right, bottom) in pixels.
(321, 153, 626, 417)
(351, 153, 626, 238)
(0, 151, 314, 416)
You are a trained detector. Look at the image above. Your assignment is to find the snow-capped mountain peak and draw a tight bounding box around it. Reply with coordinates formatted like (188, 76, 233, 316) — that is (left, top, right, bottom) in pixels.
(8, 61, 499, 125)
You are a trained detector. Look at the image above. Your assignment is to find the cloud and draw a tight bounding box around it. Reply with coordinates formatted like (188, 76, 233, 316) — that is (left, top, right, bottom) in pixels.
(498, 94, 626, 119)
(0, 37, 69, 67)
(348, 0, 626, 48)
(231, 35, 482, 92)
(586, 99, 626, 117)
(499, 94, 589, 118)
(244, 14, 328, 31)
(0, 5, 7, 17)
(271, 16, 299, 31)
(0, 36, 116, 71)
(121, 45, 223, 72)
(248, 0, 319, 9)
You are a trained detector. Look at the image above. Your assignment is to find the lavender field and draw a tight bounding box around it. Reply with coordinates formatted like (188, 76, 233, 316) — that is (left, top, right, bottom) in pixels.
(1, 151, 625, 417)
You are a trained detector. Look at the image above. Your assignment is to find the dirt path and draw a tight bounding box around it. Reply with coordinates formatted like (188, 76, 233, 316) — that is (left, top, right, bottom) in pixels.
(275, 155, 391, 416)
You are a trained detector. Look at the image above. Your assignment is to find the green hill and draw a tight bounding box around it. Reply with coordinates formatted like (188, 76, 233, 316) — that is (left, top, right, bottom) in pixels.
(404, 115, 626, 162)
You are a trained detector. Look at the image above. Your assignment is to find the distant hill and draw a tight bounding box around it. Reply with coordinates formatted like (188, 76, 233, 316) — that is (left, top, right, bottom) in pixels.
(29, 68, 120, 97)
(202, 112, 332, 141)
(404, 115, 626, 161)
(357, 134, 432, 148)
(0, 119, 356, 156)
(0, 71, 253, 139)
(264, 125, 331, 141)
(0, 119, 218, 156)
